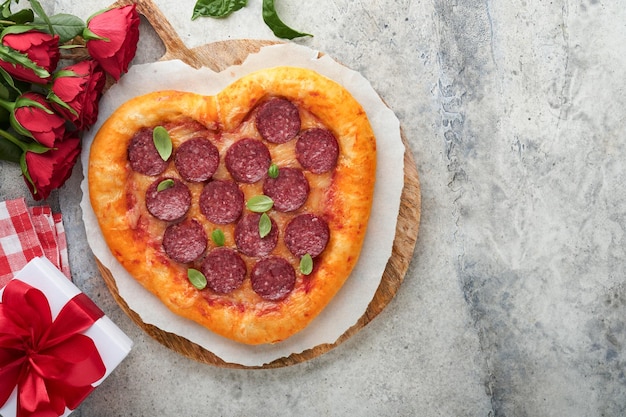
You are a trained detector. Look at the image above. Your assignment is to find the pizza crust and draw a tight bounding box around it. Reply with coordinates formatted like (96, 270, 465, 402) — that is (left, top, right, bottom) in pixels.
(89, 67, 376, 345)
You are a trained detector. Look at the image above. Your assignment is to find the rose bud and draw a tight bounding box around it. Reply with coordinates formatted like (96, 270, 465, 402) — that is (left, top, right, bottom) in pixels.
(49, 60, 106, 130)
(84, 4, 140, 80)
(22, 134, 81, 201)
(10, 92, 66, 148)
(0, 30, 60, 83)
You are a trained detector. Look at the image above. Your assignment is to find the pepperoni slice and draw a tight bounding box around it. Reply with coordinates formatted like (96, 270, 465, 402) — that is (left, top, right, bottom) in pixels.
(255, 98, 301, 144)
(251, 256, 296, 301)
(174, 137, 219, 182)
(199, 180, 244, 224)
(162, 219, 207, 263)
(295, 128, 339, 174)
(128, 128, 168, 176)
(200, 247, 247, 294)
(225, 138, 271, 183)
(262, 167, 309, 212)
(235, 213, 278, 257)
(284, 213, 330, 258)
(145, 178, 191, 222)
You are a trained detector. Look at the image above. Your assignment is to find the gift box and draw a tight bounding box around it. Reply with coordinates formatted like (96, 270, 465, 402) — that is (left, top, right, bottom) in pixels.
(0, 198, 71, 288)
(0, 257, 133, 417)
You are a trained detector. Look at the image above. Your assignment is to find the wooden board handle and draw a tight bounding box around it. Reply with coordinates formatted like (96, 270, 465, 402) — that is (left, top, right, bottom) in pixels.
(113, 0, 209, 67)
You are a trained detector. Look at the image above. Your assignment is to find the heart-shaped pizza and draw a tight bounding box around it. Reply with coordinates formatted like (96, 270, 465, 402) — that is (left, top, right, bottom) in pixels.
(88, 66, 376, 345)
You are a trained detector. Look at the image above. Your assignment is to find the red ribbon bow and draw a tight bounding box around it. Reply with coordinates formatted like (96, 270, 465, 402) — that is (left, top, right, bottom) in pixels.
(0, 279, 106, 417)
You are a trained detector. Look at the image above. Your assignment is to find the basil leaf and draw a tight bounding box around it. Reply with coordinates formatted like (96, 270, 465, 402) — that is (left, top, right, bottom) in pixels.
(246, 195, 273, 213)
(192, 0, 248, 20)
(211, 229, 225, 246)
(300, 254, 313, 275)
(268, 163, 279, 179)
(262, 0, 312, 40)
(157, 179, 175, 191)
(188, 268, 208, 290)
(153, 126, 172, 161)
(259, 212, 271, 238)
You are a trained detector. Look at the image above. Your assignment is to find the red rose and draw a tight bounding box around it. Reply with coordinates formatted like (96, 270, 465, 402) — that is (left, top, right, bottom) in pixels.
(50, 60, 105, 130)
(0, 30, 60, 83)
(11, 92, 65, 148)
(22, 134, 81, 201)
(85, 4, 140, 80)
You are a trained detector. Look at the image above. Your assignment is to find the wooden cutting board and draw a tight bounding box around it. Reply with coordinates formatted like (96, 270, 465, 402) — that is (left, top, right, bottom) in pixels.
(97, 0, 421, 369)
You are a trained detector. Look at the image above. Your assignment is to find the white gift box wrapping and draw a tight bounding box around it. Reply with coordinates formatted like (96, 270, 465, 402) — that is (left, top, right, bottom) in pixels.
(0, 257, 133, 417)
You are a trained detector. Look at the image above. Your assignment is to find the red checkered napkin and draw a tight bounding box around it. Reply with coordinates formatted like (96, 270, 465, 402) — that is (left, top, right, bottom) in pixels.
(0, 198, 71, 288)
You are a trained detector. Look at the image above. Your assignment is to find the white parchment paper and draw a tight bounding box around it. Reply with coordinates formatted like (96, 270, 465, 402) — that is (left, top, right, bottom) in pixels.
(80, 43, 404, 366)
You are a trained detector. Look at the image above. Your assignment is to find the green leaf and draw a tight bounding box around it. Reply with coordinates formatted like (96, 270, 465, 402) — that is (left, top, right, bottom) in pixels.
(0, 44, 50, 79)
(0, 83, 7, 101)
(262, 0, 312, 40)
(25, 140, 50, 154)
(0, 135, 22, 163)
(10, 99, 54, 140)
(1, 0, 12, 19)
(27, 0, 53, 34)
(10, 111, 33, 138)
(5, 8, 35, 25)
(20, 151, 36, 191)
(0, 128, 29, 152)
(59, 44, 83, 50)
(52, 69, 79, 78)
(46, 91, 77, 116)
(15, 96, 51, 113)
(1, 24, 47, 38)
(0, 99, 8, 124)
(192, 0, 247, 20)
(0, 66, 21, 95)
(246, 195, 273, 213)
(152, 126, 172, 161)
(187, 268, 208, 290)
(268, 163, 279, 179)
(37, 13, 86, 43)
(156, 178, 175, 191)
(211, 229, 225, 246)
(299, 253, 313, 275)
(82, 26, 107, 42)
(259, 212, 271, 238)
